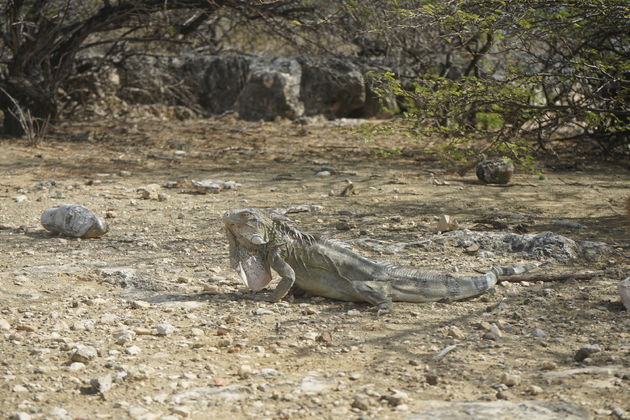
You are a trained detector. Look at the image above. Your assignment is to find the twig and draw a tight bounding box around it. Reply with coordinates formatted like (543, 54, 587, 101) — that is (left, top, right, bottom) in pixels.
(499, 272, 598, 283)
(432, 344, 457, 361)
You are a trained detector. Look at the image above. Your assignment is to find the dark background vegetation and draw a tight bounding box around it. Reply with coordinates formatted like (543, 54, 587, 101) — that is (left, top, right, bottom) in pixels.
(1, 0, 628, 161)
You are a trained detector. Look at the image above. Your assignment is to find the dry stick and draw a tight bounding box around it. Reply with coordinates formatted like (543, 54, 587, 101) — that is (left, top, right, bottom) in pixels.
(499, 272, 597, 283)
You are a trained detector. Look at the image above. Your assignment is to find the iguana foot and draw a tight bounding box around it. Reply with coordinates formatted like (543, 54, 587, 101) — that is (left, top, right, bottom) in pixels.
(376, 302, 392, 316)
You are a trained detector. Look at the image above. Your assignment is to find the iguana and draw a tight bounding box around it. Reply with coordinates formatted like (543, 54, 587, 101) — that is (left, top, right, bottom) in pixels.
(223, 208, 536, 313)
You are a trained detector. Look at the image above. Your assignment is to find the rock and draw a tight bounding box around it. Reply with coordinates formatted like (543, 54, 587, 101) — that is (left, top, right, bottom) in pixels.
(408, 400, 590, 420)
(68, 362, 85, 372)
(532, 328, 547, 338)
(91, 374, 113, 394)
(48, 407, 72, 420)
(500, 373, 521, 387)
(238, 364, 252, 379)
(15, 323, 36, 332)
(432, 345, 457, 361)
(191, 179, 240, 194)
(619, 277, 630, 311)
(553, 220, 584, 229)
(14, 195, 28, 203)
(539, 361, 558, 371)
(126, 345, 141, 355)
(171, 385, 251, 404)
(10, 412, 31, 420)
(382, 388, 408, 406)
(299, 373, 334, 394)
(574, 344, 601, 362)
(316, 331, 333, 344)
(137, 184, 161, 200)
(437, 215, 458, 232)
(447, 326, 466, 339)
(0, 319, 10, 330)
(527, 385, 544, 395)
(41, 204, 108, 238)
(542, 366, 630, 380)
(349, 372, 362, 380)
(483, 324, 503, 340)
(130, 300, 150, 309)
(352, 394, 371, 411)
(425, 374, 439, 386)
(156, 323, 175, 336)
(298, 56, 365, 118)
(114, 329, 136, 344)
(496, 390, 514, 400)
(170, 406, 192, 418)
(238, 57, 304, 121)
(71, 345, 98, 363)
(340, 180, 355, 197)
(476, 158, 514, 184)
(182, 55, 250, 114)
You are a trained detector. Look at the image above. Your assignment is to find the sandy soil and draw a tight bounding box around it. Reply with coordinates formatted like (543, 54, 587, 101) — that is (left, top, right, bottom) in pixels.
(0, 116, 628, 420)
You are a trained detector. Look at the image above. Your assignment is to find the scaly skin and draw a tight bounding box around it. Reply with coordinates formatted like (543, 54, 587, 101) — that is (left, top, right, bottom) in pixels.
(223, 208, 536, 313)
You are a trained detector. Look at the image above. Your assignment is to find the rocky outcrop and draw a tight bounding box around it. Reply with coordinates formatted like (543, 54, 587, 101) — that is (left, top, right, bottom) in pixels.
(177, 55, 391, 120)
(237, 57, 304, 121)
(297, 57, 365, 118)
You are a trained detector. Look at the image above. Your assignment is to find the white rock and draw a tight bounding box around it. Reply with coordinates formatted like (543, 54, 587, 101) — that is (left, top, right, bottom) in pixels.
(437, 215, 458, 232)
(48, 407, 72, 420)
(156, 323, 175, 336)
(67, 362, 85, 372)
(114, 329, 136, 344)
(500, 373, 521, 387)
(619, 277, 630, 311)
(71, 345, 97, 363)
(300, 373, 334, 394)
(409, 400, 589, 419)
(126, 345, 141, 355)
(238, 364, 253, 379)
(14, 195, 28, 203)
(91, 374, 113, 394)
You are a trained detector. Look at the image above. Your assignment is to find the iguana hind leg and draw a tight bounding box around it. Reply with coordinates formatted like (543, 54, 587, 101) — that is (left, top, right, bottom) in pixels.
(352, 282, 393, 314)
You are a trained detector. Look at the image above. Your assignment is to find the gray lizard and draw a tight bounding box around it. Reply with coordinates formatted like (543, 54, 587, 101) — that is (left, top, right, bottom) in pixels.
(223, 208, 535, 313)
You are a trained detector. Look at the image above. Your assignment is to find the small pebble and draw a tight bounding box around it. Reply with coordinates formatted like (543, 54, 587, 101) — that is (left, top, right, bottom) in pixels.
(156, 323, 175, 336)
(500, 373, 521, 387)
(574, 344, 601, 362)
(91, 374, 113, 394)
(71, 345, 97, 363)
(532, 328, 547, 338)
(238, 364, 253, 379)
(126, 346, 141, 355)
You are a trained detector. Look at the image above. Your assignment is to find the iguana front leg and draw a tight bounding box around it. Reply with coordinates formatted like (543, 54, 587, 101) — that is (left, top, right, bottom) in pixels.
(270, 251, 296, 302)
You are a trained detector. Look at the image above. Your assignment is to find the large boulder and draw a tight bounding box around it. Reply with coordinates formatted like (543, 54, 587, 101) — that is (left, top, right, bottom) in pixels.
(298, 57, 365, 118)
(236, 57, 303, 121)
(180, 55, 251, 114)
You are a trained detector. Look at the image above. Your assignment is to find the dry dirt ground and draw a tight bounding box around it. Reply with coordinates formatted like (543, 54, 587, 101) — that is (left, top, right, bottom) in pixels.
(0, 116, 629, 420)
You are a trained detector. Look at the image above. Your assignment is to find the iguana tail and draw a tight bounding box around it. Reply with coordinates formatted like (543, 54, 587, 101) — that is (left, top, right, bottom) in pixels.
(390, 262, 537, 303)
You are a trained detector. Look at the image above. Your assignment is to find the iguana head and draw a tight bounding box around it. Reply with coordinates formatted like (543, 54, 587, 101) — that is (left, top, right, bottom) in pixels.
(222, 209, 274, 291)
